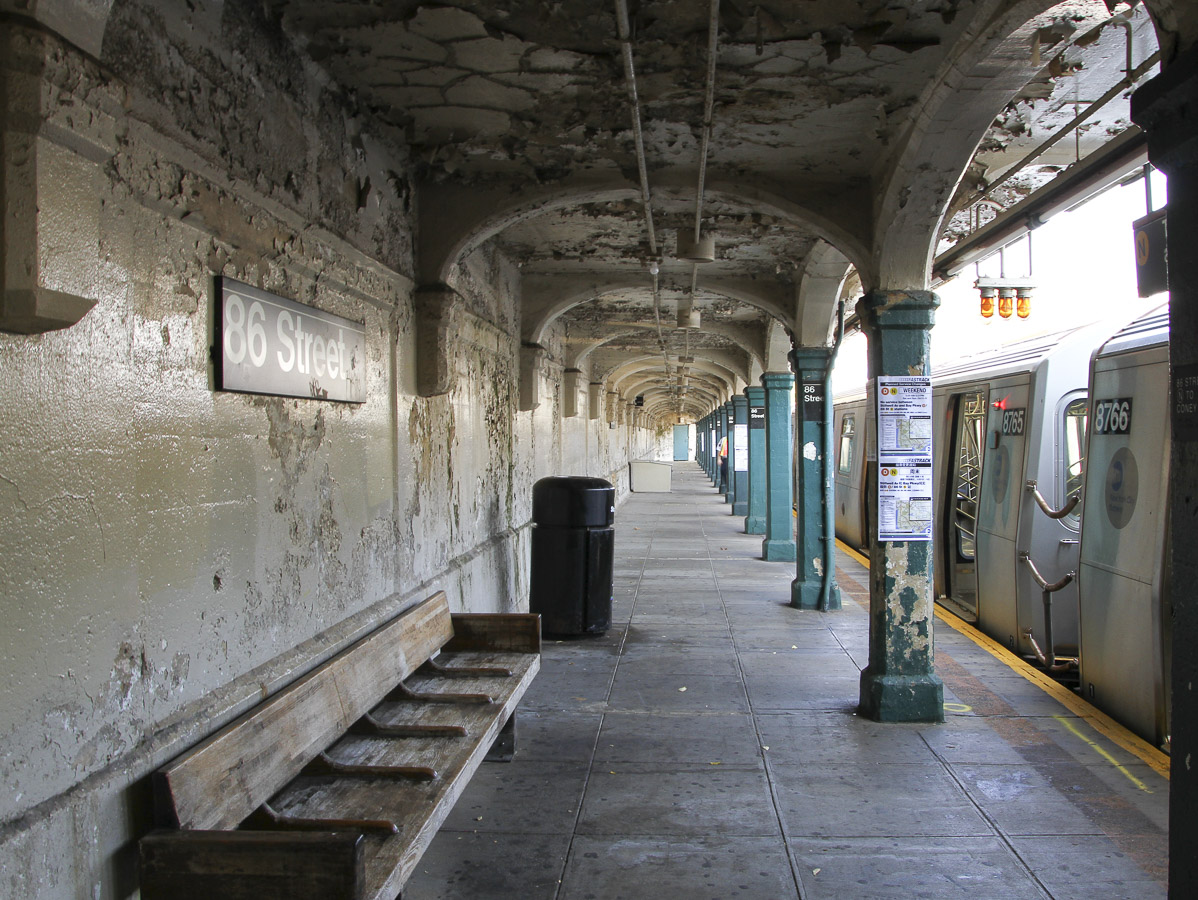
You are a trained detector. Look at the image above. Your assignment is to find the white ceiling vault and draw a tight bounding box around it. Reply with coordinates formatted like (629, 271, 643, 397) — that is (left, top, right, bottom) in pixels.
(269, 0, 1168, 424)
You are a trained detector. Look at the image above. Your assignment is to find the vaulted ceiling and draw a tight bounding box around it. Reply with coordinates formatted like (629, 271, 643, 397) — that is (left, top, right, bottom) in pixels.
(270, 0, 1162, 423)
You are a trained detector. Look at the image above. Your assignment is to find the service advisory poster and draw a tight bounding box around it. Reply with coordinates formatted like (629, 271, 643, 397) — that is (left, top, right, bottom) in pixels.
(876, 376, 933, 541)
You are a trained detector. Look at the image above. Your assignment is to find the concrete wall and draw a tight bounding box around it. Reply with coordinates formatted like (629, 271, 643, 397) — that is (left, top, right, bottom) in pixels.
(0, 7, 660, 897)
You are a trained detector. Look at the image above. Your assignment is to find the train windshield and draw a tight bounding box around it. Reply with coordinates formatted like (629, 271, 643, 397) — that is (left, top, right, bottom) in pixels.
(838, 415, 855, 475)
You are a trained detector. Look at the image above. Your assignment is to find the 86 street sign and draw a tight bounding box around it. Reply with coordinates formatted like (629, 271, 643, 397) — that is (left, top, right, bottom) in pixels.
(216, 277, 367, 403)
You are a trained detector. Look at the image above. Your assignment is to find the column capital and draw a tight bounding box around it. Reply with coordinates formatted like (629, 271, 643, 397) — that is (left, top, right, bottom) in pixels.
(789, 345, 834, 377)
(760, 371, 793, 391)
(855, 290, 939, 332)
(732, 393, 748, 410)
(744, 385, 765, 403)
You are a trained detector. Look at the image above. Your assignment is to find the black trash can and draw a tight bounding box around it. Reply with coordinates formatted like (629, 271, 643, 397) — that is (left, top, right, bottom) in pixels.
(529, 476, 614, 636)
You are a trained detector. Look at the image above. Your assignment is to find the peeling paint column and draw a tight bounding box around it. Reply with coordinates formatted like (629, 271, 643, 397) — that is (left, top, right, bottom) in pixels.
(730, 394, 749, 516)
(856, 290, 944, 722)
(1131, 47, 1198, 899)
(744, 386, 767, 534)
(790, 348, 838, 609)
(761, 372, 796, 562)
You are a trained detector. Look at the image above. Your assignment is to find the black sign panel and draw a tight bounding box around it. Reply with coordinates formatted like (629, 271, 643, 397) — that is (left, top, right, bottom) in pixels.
(216, 277, 367, 403)
(749, 406, 765, 429)
(1173, 365, 1198, 441)
(1133, 208, 1168, 299)
(1000, 407, 1026, 436)
(1093, 398, 1133, 435)
(800, 378, 823, 421)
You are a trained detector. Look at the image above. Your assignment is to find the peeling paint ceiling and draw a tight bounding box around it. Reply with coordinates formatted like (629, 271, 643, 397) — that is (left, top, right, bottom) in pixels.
(270, 0, 1157, 422)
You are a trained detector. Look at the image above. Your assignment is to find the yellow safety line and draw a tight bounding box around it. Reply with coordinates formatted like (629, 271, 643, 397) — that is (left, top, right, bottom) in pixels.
(835, 540, 1170, 781)
(1054, 715, 1154, 792)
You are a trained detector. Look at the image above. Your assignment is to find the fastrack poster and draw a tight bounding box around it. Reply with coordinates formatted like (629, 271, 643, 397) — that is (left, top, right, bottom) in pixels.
(876, 376, 933, 541)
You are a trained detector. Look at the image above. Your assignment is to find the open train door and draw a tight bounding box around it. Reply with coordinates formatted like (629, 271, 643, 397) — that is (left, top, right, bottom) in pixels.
(941, 389, 988, 621)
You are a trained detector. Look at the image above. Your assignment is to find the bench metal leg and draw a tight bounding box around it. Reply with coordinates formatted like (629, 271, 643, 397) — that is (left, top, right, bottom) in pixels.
(485, 712, 517, 762)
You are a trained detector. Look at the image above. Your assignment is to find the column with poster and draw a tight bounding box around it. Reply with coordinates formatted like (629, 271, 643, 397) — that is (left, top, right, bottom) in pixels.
(876, 376, 932, 541)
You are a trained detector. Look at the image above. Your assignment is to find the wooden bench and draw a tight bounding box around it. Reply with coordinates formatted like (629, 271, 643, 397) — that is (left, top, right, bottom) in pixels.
(139, 592, 540, 900)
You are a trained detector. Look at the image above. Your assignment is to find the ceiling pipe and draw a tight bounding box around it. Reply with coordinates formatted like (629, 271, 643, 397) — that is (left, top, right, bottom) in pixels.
(614, 0, 658, 259)
(690, 0, 721, 297)
(614, 0, 669, 368)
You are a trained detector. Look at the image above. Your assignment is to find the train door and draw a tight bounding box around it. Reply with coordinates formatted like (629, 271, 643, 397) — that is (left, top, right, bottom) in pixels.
(1079, 346, 1170, 746)
(941, 389, 987, 620)
(975, 377, 1031, 650)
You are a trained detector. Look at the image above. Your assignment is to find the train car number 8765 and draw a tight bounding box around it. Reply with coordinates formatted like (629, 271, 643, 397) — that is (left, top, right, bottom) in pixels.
(1001, 408, 1026, 436)
(1093, 398, 1132, 435)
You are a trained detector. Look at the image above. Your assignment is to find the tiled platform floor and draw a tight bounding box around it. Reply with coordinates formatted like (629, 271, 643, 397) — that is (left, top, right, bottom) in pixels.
(406, 463, 1168, 899)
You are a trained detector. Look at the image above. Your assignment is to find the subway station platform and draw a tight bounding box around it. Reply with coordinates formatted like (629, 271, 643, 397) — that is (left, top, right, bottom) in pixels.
(406, 463, 1169, 900)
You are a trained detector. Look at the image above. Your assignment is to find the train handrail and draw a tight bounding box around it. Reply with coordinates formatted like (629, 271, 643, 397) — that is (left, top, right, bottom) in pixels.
(1025, 479, 1081, 520)
(1018, 551, 1075, 593)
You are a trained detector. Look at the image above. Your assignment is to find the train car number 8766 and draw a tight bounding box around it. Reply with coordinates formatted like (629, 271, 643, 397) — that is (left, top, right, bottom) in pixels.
(1093, 398, 1132, 435)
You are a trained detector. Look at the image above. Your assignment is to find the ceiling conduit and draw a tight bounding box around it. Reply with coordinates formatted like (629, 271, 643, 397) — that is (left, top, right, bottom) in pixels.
(613, 0, 669, 375)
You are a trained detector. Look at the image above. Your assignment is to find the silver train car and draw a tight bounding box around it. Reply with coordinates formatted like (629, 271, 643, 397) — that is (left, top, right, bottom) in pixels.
(834, 307, 1172, 748)
(1078, 305, 1171, 749)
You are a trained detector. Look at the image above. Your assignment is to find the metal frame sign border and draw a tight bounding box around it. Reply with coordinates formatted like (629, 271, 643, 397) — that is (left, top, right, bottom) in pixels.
(215, 277, 367, 404)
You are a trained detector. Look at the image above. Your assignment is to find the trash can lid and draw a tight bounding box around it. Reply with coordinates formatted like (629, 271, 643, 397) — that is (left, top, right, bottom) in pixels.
(532, 476, 615, 527)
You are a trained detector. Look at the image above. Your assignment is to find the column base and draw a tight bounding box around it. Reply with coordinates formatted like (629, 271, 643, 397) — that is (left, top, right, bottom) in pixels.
(745, 515, 765, 535)
(732, 500, 747, 515)
(762, 539, 795, 562)
(858, 669, 945, 723)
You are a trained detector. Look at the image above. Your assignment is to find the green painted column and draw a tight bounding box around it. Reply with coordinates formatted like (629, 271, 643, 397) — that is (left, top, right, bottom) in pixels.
(761, 372, 796, 562)
(856, 289, 944, 724)
(790, 348, 839, 610)
(744, 386, 767, 534)
(721, 401, 734, 498)
(707, 413, 718, 483)
(731, 395, 750, 516)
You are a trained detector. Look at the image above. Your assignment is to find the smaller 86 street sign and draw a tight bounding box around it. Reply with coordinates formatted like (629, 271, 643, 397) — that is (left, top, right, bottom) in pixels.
(215, 277, 366, 403)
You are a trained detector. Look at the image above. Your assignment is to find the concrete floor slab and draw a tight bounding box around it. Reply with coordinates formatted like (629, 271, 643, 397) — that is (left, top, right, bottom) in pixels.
(561, 836, 800, 900)
(594, 712, 764, 765)
(577, 765, 778, 837)
(788, 836, 1049, 899)
(404, 831, 571, 900)
(771, 763, 994, 837)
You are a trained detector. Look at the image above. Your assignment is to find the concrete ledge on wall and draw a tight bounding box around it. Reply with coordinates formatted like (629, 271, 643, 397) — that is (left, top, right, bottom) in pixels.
(0, 288, 98, 333)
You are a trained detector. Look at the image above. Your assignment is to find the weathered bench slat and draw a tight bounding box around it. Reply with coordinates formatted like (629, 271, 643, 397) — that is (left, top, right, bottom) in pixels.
(266, 651, 540, 899)
(156, 593, 455, 832)
(139, 831, 365, 900)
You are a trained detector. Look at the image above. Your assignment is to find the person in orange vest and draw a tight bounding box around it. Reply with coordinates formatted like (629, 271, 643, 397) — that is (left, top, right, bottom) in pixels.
(718, 434, 729, 491)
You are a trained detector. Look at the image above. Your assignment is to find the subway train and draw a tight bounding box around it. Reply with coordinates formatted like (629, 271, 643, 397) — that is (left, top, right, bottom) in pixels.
(833, 304, 1171, 750)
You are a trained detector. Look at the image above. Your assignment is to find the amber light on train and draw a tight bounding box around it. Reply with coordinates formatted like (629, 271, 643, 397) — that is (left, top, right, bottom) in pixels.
(998, 287, 1015, 318)
(1017, 287, 1032, 319)
(979, 286, 996, 318)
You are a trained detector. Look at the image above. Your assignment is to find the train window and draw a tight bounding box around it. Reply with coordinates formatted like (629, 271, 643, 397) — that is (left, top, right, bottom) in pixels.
(838, 415, 855, 475)
(953, 392, 987, 561)
(1063, 397, 1087, 524)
